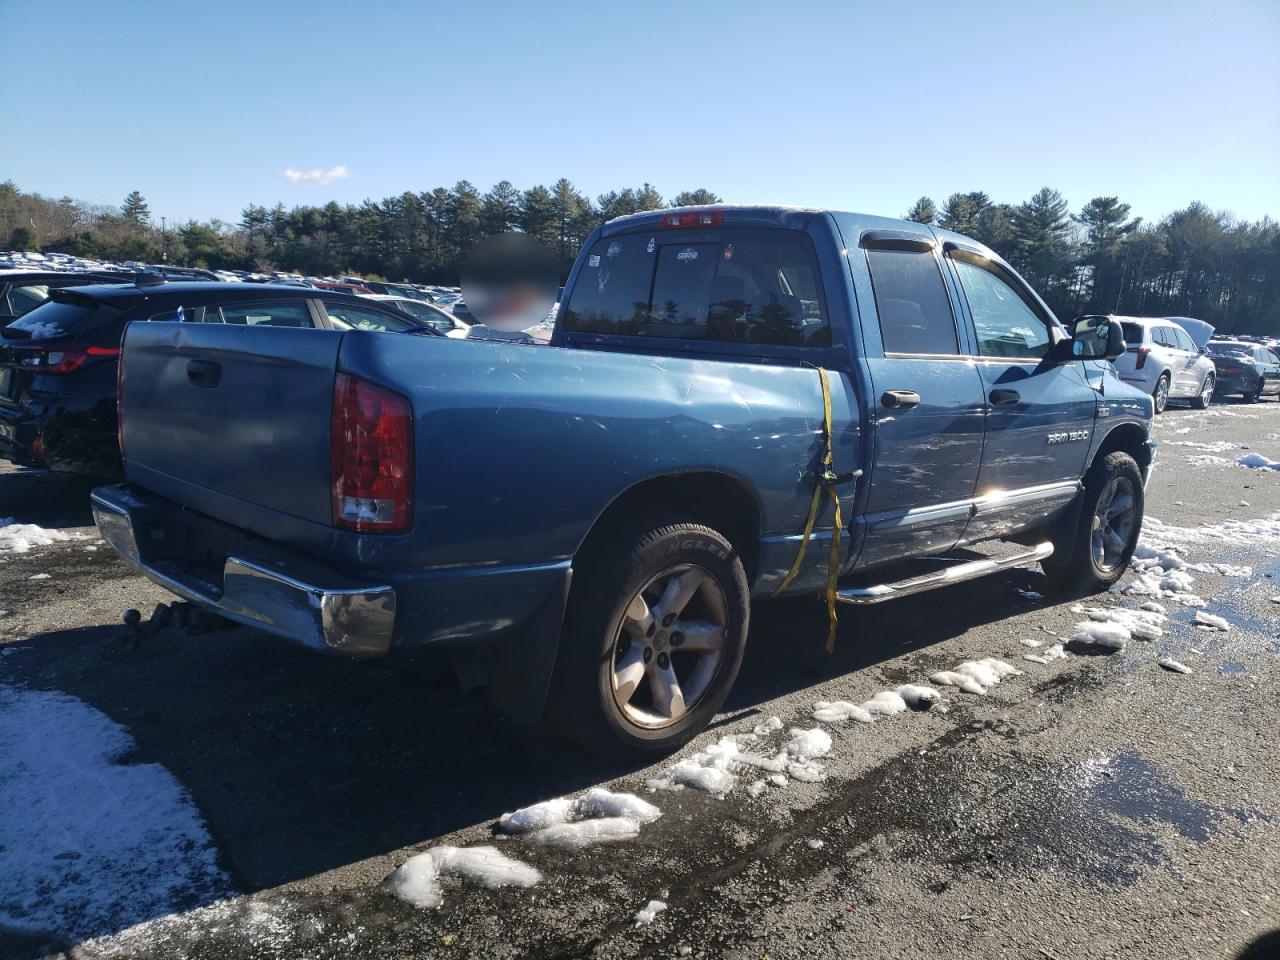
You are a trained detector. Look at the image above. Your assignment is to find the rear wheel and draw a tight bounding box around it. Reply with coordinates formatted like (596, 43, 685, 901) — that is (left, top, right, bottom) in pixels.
(1189, 374, 1214, 410)
(1246, 382, 1263, 403)
(548, 520, 749, 757)
(1043, 451, 1144, 596)
(1152, 374, 1170, 414)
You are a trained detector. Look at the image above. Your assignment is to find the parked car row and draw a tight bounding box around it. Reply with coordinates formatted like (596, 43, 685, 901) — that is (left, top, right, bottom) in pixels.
(0, 279, 439, 478)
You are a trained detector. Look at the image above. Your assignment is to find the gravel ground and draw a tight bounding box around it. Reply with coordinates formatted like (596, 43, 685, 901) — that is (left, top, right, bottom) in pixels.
(1, 398, 1279, 960)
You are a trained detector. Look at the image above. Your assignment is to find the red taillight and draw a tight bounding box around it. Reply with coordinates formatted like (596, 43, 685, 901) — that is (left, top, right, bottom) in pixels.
(18, 344, 119, 374)
(1221, 366, 1243, 375)
(331, 373, 413, 534)
(116, 342, 126, 459)
(658, 209, 724, 229)
(1135, 347, 1151, 370)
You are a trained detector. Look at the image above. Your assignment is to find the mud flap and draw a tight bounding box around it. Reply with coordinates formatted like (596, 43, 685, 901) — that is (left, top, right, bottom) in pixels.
(489, 568, 572, 724)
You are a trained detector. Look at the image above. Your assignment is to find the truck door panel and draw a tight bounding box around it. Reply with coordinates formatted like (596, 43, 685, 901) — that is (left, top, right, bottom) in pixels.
(944, 249, 1096, 541)
(850, 237, 986, 567)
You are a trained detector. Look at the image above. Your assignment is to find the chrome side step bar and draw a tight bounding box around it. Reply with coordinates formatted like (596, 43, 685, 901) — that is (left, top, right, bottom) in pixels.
(837, 541, 1054, 606)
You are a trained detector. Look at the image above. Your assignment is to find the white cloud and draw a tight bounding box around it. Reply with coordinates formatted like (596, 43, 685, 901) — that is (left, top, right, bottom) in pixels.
(280, 164, 350, 185)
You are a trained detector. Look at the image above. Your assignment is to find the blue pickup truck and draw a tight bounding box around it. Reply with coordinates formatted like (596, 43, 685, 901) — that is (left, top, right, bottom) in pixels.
(92, 206, 1154, 755)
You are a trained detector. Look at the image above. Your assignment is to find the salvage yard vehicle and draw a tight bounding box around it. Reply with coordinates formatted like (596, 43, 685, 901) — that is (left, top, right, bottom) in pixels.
(0, 270, 129, 327)
(0, 280, 433, 478)
(1207, 340, 1280, 402)
(1111, 315, 1216, 413)
(92, 206, 1155, 756)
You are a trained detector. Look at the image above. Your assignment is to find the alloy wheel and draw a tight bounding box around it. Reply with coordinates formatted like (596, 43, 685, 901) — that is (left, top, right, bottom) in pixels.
(610, 564, 728, 729)
(1091, 476, 1138, 573)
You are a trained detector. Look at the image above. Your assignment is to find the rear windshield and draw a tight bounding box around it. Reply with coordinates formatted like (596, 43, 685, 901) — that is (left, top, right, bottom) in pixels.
(1120, 322, 1144, 347)
(563, 227, 830, 347)
(5, 299, 124, 341)
(1208, 343, 1251, 358)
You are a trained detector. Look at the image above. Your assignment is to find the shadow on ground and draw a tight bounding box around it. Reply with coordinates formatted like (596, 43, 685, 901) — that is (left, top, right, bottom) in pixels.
(4, 559, 1048, 936)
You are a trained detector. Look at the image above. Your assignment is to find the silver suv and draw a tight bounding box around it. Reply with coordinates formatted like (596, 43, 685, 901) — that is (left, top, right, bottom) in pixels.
(1112, 316, 1216, 413)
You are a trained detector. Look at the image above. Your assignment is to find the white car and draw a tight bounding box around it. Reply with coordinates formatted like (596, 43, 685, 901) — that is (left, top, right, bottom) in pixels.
(1111, 316, 1216, 413)
(360, 294, 470, 337)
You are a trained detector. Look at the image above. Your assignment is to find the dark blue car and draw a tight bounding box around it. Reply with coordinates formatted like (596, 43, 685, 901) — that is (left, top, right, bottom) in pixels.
(92, 206, 1154, 755)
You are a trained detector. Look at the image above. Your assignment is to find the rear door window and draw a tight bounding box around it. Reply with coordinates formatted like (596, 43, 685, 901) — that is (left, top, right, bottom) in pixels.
(206, 300, 313, 328)
(865, 248, 959, 356)
(563, 228, 829, 347)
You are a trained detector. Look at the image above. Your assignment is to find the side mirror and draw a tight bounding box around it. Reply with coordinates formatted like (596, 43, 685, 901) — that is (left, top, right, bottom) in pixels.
(1059, 315, 1124, 362)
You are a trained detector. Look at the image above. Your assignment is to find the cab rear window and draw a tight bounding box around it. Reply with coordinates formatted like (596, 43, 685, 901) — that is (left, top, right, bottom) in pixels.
(563, 228, 829, 347)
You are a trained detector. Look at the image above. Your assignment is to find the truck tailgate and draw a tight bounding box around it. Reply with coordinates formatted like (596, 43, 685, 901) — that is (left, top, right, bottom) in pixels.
(120, 322, 341, 526)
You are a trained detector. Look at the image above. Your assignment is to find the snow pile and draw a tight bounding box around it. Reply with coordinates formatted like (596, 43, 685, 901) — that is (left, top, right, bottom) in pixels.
(1193, 610, 1231, 632)
(531, 817, 641, 850)
(387, 845, 541, 909)
(634, 899, 668, 926)
(1077, 604, 1168, 641)
(1236, 452, 1280, 471)
(812, 683, 938, 723)
(1023, 643, 1069, 666)
(499, 787, 661, 848)
(0, 685, 231, 941)
(649, 720, 838, 795)
(1072, 621, 1130, 650)
(1187, 455, 1233, 468)
(0, 519, 88, 554)
(1158, 658, 1193, 675)
(929, 659, 1021, 696)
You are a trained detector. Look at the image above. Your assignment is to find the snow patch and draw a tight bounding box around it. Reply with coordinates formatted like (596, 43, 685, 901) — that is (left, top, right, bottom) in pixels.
(531, 817, 641, 850)
(0, 519, 88, 554)
(1193, 610, 1230, 632)
(634, 900, 668, 926)
(0, 685, 231, 941)
(387, 845, 540, 909)
(1023, 643, 1069, 666)
(499, 787, 660, 836)
(929, 658, 1021, 696)
(1158, 658, 1193, 675)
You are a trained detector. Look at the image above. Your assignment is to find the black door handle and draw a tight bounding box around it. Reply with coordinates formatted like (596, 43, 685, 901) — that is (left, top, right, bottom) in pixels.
(881, 389, 920, 409)
(186, 359, 221, 388)
(989, 388, 1021, 406)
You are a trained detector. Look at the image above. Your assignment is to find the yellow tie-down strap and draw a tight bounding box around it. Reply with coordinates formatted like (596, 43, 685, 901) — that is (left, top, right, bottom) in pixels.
(771, 367, 855, 653)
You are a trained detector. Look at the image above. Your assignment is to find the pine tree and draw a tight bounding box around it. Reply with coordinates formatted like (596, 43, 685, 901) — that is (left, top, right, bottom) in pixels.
(121, 191, 150, 225)
(479, 180, 521, 236)
(672, 189, 721, 207)
(904, 196, 937, 224)
(1009, 187, 1075, 291)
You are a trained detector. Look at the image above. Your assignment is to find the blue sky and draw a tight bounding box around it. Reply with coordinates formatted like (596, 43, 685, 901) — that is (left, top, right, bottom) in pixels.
(4, 0, 1278, 226)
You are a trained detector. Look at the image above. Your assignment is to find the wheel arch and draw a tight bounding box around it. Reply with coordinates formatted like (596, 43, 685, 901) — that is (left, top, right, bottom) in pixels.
(574, 470, 764, 584)
(1090, 422, 1153, 477)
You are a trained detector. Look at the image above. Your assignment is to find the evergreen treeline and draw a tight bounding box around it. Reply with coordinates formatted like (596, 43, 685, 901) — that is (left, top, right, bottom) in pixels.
(3, 180, 1277, 334)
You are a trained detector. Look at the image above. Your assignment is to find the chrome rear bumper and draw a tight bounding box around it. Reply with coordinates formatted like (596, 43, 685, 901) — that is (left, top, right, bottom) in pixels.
(91, 485, 396, 657)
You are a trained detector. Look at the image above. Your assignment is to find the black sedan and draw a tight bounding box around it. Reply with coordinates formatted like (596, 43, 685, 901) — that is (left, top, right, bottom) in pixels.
(0, 270, 130, 327)
(0, 280, 435, 478)
(1208, 340, 1280, 402)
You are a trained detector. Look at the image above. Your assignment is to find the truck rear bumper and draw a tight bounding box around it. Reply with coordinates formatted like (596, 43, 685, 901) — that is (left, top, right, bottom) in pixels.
(91, 484, 397, 657)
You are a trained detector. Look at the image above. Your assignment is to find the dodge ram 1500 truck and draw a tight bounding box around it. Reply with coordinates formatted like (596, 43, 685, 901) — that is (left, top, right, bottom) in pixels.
(92, 206, 1155, 756)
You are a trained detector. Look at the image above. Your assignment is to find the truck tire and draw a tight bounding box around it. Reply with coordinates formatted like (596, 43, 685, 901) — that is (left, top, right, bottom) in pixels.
(549, 520, 749, 757)
(1152, 374, 1170, 414)
(1042, 451, 1144, 596)
(1189, 374, 1214, 409)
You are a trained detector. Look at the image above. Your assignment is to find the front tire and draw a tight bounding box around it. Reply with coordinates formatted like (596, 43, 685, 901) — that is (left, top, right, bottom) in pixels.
(548, 520, 750, 757)
(1152, 374, 1171, 414)
(1043, 451, 1145, 596)
(1190, 374, 1214, 409)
